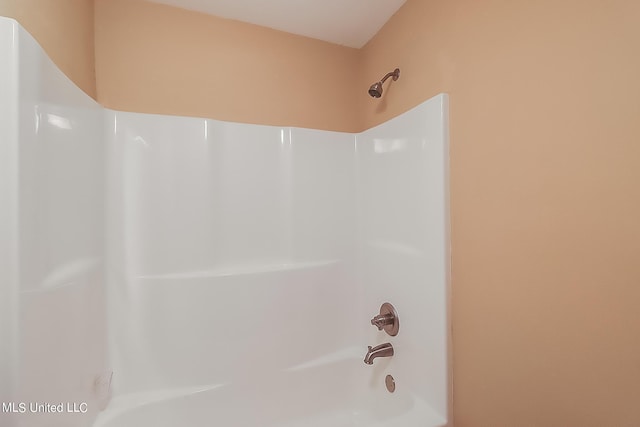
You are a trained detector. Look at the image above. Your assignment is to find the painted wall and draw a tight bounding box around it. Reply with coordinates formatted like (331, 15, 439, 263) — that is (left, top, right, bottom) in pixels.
(0, 0, 11, 17)
(0, 0, 96, 98)
(361, 0, 640, 426)
(94, 0, 360, 132)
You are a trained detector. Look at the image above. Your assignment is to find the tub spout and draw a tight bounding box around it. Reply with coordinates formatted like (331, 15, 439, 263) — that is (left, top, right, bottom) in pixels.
(364, 343, 394, 365)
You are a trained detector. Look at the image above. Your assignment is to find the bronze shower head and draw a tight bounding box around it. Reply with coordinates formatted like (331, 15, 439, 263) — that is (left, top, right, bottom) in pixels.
(368, 68, 400, 98)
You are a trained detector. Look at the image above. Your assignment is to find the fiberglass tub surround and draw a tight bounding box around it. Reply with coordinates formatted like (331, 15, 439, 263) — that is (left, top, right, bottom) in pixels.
(0, 18, 108, 427)
(0, 16, 449, 427)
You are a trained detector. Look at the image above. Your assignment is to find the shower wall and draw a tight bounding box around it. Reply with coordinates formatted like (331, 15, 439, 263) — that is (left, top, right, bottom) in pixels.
(0, 17, 107, 427)
(105, 112, 359, 395)
(356, 99, 449, 418)
(0, 13, 19, 413)
(1, 16, 449, 426)
(105, 95, 449, 422)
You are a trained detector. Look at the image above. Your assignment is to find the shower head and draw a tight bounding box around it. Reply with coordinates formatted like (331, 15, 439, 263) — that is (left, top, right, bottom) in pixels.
(368, 82, 383, 98)
(368, 68, 400, 98)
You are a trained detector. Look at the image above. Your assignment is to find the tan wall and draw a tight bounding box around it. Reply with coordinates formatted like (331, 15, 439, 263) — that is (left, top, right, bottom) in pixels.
(362, 0, 640, 426)
(94, 0, 360, 132)
(0, 0, 96, 98)
(0, 1, 13, 17)
(0, 0, 16, 36)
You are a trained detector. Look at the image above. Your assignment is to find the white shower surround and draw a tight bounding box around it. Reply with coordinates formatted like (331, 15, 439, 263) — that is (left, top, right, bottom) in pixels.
(0, 16, 450, 427)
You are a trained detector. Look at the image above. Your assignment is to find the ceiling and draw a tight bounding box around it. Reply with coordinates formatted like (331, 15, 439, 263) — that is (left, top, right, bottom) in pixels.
(145, 0, 407, 48)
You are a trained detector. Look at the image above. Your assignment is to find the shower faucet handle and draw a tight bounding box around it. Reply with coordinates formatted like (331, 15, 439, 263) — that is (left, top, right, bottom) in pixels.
(371, 314, 394, 330)
(370, 303, 399, 336)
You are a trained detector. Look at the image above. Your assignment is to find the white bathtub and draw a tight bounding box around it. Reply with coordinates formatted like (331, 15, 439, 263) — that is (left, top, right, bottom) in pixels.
(102, 257, 446, 427)
(94, 351, 445, 427)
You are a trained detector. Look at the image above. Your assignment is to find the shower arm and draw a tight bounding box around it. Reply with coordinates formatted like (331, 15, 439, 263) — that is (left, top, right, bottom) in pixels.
(380, 69, 400, 84)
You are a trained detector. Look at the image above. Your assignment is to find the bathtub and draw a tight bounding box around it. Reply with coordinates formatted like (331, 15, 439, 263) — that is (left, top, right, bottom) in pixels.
(94, 350, 445, 427)
(101, 259, 446, 427)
